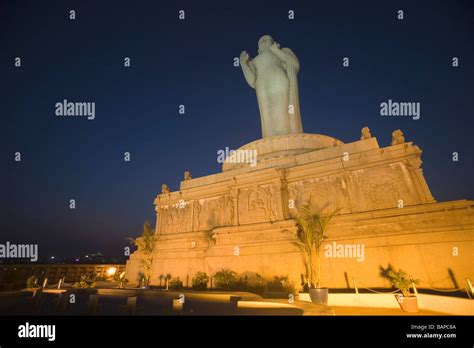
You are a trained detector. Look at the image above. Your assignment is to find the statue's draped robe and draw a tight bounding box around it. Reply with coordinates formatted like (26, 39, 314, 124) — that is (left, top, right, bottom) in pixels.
(252, 47, 303, 138)
(282, 48, 303, 134)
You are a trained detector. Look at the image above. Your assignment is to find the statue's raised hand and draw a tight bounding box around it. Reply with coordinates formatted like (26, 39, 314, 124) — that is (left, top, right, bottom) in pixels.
(240, 50, 249, 63)
(270, 42, 280, 51)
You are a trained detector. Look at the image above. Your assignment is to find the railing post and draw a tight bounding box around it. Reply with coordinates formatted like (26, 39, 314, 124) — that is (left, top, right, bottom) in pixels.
(466, 278, 473, 297)
(412, 282, 418, 296)
(352, 278, 359, 294)
(57, 277, 64, 289)
(42, 277, 48, 288)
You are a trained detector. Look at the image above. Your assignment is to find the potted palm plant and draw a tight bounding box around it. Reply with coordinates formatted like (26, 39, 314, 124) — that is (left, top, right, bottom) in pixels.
(387, 268, 420, 312)
(293, 201, 339, 305)
(129, 221, 159, 288)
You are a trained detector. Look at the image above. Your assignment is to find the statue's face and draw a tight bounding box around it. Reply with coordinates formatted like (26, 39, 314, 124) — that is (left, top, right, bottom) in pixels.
(258, 35, 274, 53)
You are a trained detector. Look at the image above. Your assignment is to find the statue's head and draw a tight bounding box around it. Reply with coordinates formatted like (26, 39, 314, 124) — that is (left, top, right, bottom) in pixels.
(258, 35, 274, 54)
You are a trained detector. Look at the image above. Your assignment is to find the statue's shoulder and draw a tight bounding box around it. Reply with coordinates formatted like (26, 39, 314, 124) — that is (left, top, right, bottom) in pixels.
(250, 53, 264, 68)
(281, 47, 297, 57)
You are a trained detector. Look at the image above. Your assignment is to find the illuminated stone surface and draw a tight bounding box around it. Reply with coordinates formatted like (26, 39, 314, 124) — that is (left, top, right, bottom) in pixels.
(126, 135, 474, 289)
(240, 35, 303, 138)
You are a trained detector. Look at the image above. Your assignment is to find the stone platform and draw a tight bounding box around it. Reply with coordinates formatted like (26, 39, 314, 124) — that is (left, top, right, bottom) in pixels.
(222, 133, 343, 171)
(125, 133, 473, 290)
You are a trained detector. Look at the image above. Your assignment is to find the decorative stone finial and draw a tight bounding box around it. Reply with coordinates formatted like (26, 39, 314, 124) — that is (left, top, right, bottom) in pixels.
(391, 129, 405, 145)
(161, 184, 170, 194)
(361, 126, 371, 140)
(184, 170, 192, 181)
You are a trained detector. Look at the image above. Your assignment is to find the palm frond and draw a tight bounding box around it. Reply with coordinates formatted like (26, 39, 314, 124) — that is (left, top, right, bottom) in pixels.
(293, 201, 340, 288)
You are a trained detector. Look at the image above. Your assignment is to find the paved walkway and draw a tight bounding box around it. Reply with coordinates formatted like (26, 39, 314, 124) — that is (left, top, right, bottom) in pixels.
(260, 299, 447, 316)
(331, 306, 448, 316)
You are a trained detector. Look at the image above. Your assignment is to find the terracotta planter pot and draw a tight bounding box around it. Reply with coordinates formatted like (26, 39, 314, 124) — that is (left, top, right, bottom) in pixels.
(394, 294, 419, 312)
(309, 288, 328, 305)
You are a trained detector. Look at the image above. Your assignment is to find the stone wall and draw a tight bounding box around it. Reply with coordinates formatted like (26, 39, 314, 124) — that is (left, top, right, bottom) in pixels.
(126, 200, 473, 289)
(125, 135, 473, 290)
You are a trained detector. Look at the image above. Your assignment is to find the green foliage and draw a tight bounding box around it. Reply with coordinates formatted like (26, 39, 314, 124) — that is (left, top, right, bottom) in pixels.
(213, 270, 296, 296)
(210, 269, 296, 296)
(73, 274, 97, 289)
(26, 275, 38, 289)
(387, 269, 419, 297)
(266, 275, 295, 295)
(169, 277, 184, 290)
(293, 200, 339, 289)
(128, 221, 159, 286)
(137, 272, 149, 287)
(192, 272, 209, 290)
(128, 221, 158, 254)
(236, 274, 267, 295)
(213, 268, 237, 290)
(114, 271, 129, 288)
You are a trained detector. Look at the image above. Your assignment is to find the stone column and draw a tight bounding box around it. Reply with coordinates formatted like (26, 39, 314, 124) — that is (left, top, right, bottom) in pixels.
(413, 168, 436, 203)
(273, 168, 290, 220)
(405, 155, 436, 203)
(154, 199, 162, 234)
(230, 188, 239, 225)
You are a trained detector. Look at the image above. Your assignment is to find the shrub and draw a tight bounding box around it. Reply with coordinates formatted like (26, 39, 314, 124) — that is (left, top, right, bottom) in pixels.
(26, 275, 38, 289)
(137, 272, 148, 287)
(169, 277, 184, 290)
(213, 268, 237, 290)
(192, 272, 209, 290)
(211, 270, 296, 296)
(266, 275, 295, 296)
(114, 271, 129, 288)
(235, 274, 267, 295)
(73, 274, 97, 289)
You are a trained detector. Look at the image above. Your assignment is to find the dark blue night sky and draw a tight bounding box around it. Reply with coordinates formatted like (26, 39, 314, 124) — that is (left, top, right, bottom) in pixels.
(1, 0, 473, 258)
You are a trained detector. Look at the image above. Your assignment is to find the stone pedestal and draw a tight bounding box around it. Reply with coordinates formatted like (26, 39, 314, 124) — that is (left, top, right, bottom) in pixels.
(126, 134, 473, 290)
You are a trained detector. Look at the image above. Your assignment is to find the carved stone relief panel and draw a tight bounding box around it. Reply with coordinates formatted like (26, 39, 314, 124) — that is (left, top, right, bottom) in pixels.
(238, 185, 277, 224)
(348, 164, 417, 211)
(158, 202, 193, 234)
(193, 195, 234, 231)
